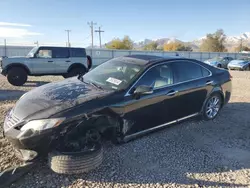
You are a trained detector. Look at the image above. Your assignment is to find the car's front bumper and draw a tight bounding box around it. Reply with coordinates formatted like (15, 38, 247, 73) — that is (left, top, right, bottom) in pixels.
(0, 67, 7, 76)
(228, 65, 244, 70)
(3, 113, 54, 161)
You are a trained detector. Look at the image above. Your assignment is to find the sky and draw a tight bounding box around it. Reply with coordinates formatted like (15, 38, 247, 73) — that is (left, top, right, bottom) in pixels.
(0, 0, 249, 47)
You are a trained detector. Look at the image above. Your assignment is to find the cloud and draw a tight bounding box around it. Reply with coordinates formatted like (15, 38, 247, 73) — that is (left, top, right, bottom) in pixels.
(0, 22, 31, 27)
(0, 27, 42, 38)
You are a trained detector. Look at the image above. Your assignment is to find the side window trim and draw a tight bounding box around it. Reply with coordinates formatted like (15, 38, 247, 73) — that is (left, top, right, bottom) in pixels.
(124, 60, 212, 97)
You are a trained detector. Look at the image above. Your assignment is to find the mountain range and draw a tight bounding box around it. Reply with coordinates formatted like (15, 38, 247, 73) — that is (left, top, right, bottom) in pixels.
(133, 32, 250, 52)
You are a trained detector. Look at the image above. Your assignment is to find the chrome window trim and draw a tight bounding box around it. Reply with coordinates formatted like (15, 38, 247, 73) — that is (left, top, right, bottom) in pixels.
(123, 112, 199, 142)
(124, 60, 212, 97)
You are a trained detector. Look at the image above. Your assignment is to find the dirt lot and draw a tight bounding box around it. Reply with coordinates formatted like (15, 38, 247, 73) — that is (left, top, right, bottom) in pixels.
(1, 71, 250, 188)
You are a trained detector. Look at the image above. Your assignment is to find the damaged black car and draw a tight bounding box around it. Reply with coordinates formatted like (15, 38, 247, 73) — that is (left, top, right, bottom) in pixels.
(3, 55, 232, 174)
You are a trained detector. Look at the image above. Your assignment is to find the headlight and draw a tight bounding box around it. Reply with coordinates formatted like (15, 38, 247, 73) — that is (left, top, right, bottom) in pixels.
(20, 118, 65, 131)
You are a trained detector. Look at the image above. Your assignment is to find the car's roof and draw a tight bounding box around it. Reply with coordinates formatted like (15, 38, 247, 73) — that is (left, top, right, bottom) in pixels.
(116, 54, 190, 66)
(39, 46, 85, 49)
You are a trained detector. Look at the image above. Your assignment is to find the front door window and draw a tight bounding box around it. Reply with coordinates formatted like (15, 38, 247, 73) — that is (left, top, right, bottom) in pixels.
(37, 49, 52, 58)
(134, 64, 174, 90)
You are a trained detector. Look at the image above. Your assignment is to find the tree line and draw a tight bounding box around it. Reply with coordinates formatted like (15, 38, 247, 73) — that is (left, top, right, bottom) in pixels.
(105, 29, 250, 52)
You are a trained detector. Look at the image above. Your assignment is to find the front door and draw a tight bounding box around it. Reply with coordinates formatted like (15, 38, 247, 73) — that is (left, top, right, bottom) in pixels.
(122, 63, 179, 136)
(31, 47, 56, 74)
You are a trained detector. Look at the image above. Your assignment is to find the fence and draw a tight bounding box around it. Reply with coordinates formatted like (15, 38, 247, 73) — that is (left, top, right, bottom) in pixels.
(0, 45, 248, 66)
(86, 49, 248, 66)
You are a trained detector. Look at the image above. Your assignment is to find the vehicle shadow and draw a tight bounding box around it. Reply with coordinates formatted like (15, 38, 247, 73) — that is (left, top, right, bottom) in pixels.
(22, 81, 50, 87)
(11, 102, 250, 187)
(0, 90, 26, 101)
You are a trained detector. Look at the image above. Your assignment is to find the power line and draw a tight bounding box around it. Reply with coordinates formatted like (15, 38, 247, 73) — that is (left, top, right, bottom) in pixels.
(65, 30, 71, 47)
(87, 21, 97, 48)
(95, 26, 104, 48)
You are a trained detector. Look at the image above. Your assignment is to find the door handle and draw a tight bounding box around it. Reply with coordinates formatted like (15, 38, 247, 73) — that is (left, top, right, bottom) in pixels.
(65, 60, 71, 62)
(48, 61, 53, 62)
(166, 90, 178, 96)
(206, 80, 213, 85)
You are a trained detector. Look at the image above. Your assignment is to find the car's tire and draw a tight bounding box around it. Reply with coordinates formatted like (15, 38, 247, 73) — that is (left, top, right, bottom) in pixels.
(217, 64, 222, 68)
(48, 143, 103, 174)
(64, 67, 86, 78)
(245, 66, 250, 71)
(7, 67, 28, 86)
(202, 93, 222, 121)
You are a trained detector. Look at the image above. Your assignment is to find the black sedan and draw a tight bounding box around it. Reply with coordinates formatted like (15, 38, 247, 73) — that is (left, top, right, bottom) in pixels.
(3, 55, 232, 174)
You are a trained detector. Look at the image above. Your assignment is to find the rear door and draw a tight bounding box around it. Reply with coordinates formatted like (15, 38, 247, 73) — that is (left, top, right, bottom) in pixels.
(31, 47, 55, 74)
(170, 60, 213, 118)
(52, 47, 70, 73)
(69, 48, 87, 69)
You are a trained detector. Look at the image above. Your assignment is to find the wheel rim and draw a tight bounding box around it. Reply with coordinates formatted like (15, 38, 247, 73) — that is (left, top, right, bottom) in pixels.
(206, 96, 221, 119)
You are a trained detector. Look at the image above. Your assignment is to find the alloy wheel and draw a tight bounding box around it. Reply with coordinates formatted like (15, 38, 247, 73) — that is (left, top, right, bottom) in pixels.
(206, 96, 221, 119)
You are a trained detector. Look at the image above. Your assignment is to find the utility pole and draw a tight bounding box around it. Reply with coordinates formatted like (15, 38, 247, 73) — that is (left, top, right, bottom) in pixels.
(34, 41, 39, 47)
(65, 30, 71, 47)
(4, 39, 6, 57)
(95, 26, 104, 48)
(88, 21, 97, 48)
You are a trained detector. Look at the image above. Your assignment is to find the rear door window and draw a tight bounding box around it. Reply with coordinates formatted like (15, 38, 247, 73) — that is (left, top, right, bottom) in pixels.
(52, 48, 69, 58)
(70, 48, 86, 57)
(172, 61, 209, 83)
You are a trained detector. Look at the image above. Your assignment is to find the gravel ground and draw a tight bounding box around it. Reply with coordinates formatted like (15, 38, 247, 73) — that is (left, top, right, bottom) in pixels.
(1, 71, 250, 188)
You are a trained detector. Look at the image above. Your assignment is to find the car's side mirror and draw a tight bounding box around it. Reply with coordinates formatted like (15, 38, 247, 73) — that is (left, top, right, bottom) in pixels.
(134, 85, 153, 95)
(30, 53, 37, 58)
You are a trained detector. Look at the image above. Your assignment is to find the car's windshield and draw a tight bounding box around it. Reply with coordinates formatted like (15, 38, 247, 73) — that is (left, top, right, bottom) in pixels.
(239, 57, 250, 61)
(235, 60, 249, 64)
(26, 47, 38, 57)
(209, 57, 223, 61)
(82, 59, 144, 91)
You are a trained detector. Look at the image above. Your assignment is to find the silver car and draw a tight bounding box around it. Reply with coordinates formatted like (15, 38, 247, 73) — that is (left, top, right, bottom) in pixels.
(227, 57, 250, 71)
(204, 57, 234, 69)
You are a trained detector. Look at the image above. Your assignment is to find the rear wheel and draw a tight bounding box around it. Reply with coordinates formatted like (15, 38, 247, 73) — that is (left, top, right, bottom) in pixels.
(202, 94, 222, 120)
(7, 67, 28, 86)
(64, 67, 86, 78)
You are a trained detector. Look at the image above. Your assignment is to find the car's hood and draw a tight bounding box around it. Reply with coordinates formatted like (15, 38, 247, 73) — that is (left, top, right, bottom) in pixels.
(204, 60, 218, 64)
(228, 60, 248, 66)
(8, 56, 27, 58)
(12, 77, 113, 120)
(3, 56, 27, 62)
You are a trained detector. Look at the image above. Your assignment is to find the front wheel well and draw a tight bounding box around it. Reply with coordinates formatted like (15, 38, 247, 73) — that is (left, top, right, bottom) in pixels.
(6, 64, 30, 74)
(59, 115, 121, 147)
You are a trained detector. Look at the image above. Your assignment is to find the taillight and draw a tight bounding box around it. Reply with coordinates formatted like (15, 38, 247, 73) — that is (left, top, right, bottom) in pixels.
(86, 55, 92, 69)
